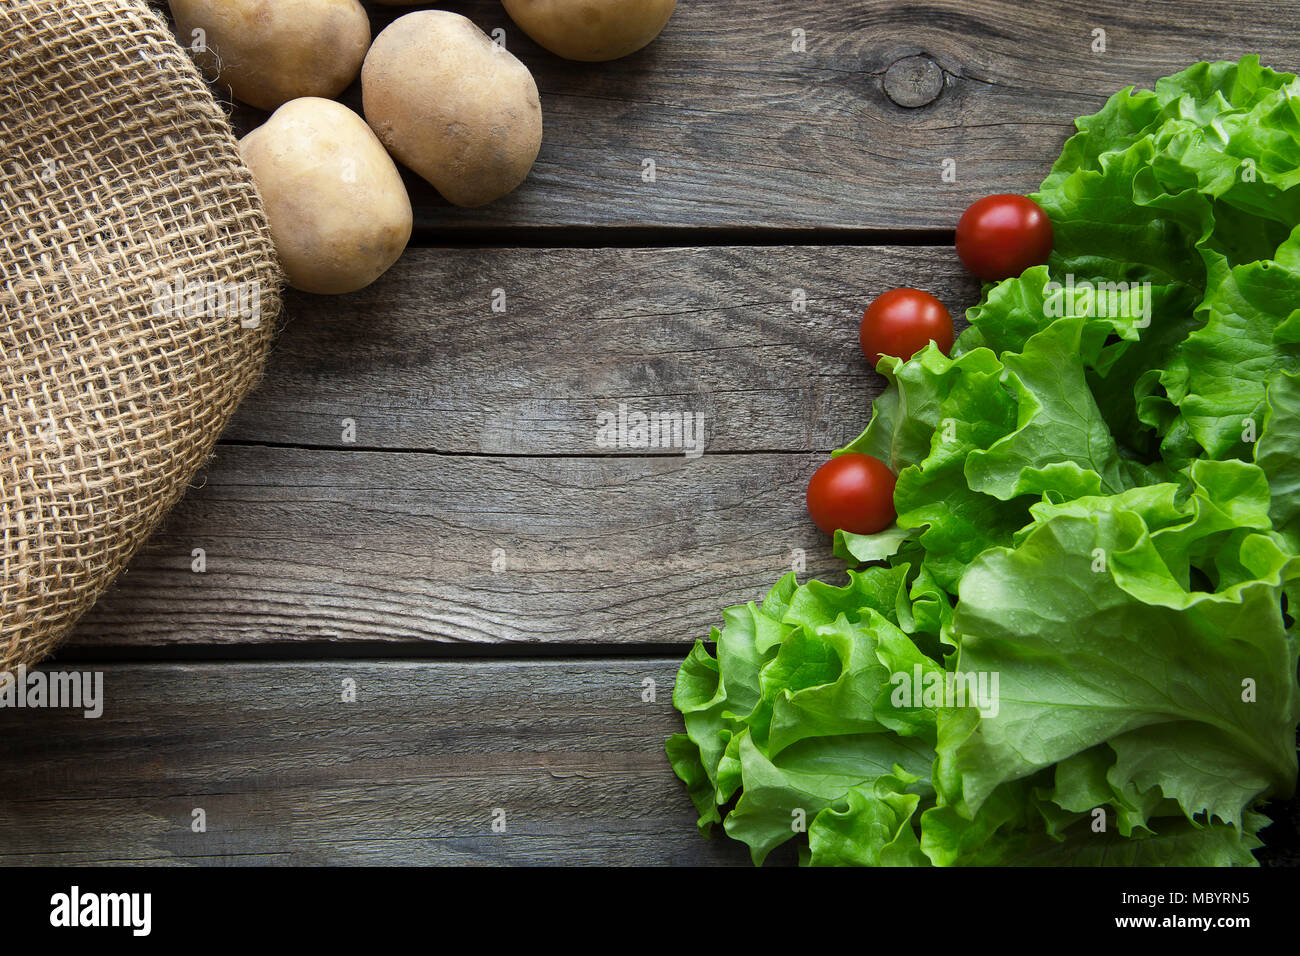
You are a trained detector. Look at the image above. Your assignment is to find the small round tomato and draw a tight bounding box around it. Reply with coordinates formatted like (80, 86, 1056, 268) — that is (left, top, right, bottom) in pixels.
(955, 194, 1054, 281)
(806, 453, 897, 536)
(859, 288, 954, 365)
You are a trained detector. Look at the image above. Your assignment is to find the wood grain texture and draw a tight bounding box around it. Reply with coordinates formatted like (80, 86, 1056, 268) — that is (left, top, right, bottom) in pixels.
(1, 660, 1294, 865)
(71, 244, 974, 649)
(212, 0, 1300, 230)
(69, 446, 842, 648)
(221, 246, 979, 453)
(0, 660, 749, 865)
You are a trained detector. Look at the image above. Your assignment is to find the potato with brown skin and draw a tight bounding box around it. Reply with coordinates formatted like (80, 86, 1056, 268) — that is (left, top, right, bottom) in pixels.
(168, 0, 370, 111)
(240, 98, 413, 295)
(362, 11, 543, 208)
(501, 0, 677, 62)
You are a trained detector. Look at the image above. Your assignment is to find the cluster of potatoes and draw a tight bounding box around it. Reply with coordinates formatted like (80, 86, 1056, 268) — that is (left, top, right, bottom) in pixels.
(168, 0, 678, 294)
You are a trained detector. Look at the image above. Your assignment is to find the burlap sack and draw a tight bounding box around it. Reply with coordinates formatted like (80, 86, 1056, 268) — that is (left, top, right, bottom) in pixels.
(1, 0, 281, 669)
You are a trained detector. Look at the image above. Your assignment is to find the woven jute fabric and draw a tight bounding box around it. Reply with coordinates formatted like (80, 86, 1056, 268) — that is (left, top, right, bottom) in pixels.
(1, 0, 281, 669)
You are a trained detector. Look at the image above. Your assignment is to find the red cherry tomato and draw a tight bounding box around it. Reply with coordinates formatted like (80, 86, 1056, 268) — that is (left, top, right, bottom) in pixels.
(806, 453, 897, 536)
(859, 288, 954, 365)
(955, 194, 1054, 281)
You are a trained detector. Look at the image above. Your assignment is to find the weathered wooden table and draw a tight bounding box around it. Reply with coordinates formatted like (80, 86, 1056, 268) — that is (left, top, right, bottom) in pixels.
(4, 0, 1300, 865)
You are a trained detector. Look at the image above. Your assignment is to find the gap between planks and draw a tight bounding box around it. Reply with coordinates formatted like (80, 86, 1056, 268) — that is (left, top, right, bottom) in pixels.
(214, 437, 851, 459)
(48, 641, 711, 664)
(400, 225, 958, 250)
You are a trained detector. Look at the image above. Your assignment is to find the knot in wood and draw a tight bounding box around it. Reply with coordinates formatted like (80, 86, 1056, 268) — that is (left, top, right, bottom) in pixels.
(883, 54, 944, 108)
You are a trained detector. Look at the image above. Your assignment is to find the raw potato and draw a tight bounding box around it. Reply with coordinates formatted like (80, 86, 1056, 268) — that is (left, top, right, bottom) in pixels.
(240, 98, 412, 295)
(168, 0, 370, 111)
(501, 0, 677, 62)
(362, 11, 543, 207)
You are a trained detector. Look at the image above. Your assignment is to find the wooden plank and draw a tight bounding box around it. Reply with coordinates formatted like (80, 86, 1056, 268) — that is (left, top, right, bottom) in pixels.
(4, 660, 1295, 865)
(0, 660, 750, 865)
(211, 0, 1300, 230)
(68, 446, 840, 648)
(222, 245, 979, 453)
(74, 245, 974, 649)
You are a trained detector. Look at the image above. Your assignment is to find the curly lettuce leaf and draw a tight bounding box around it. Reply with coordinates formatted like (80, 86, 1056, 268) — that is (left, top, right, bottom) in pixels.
(669, 56, 1300, 867)
(939, 466, 1298, 825)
